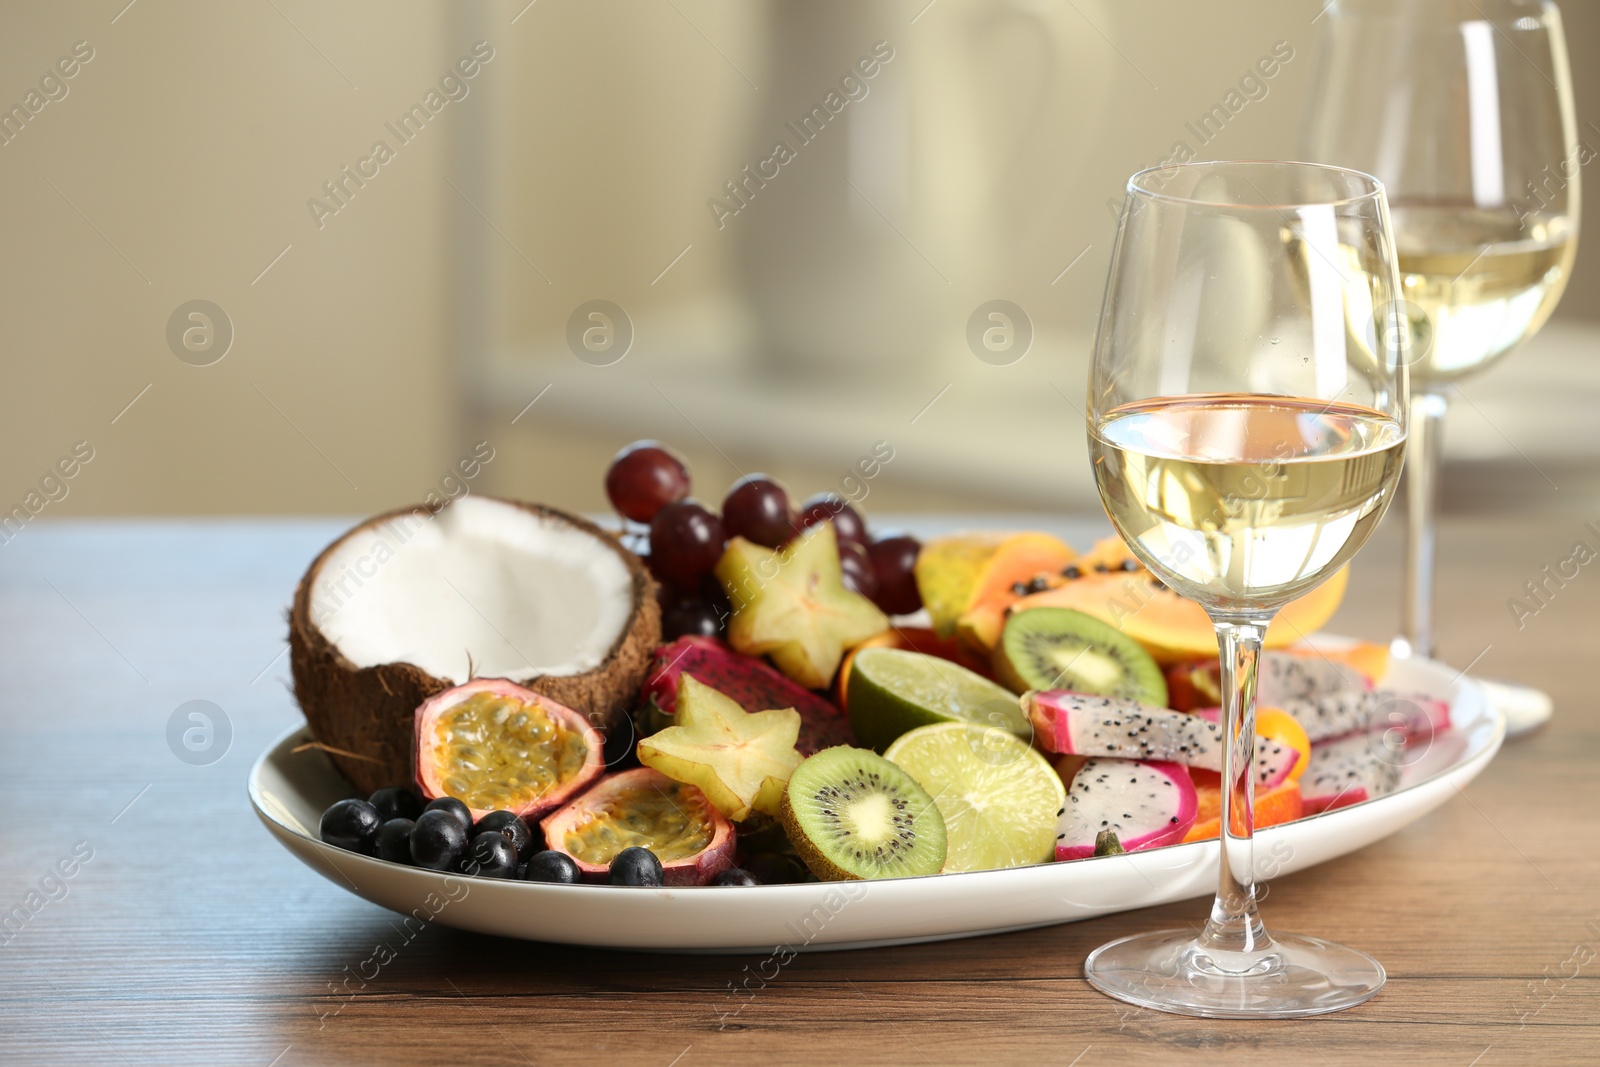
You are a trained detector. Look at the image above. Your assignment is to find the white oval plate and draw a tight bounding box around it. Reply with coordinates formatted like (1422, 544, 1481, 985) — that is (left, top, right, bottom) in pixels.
(249, 644, 1502, 953)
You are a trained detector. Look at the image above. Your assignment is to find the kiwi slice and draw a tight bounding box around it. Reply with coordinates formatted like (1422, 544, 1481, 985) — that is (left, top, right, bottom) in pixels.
(779, 747, 947, 880)
(993, 607, 1167, 705)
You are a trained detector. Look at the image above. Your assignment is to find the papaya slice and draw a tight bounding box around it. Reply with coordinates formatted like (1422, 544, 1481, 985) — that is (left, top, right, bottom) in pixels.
(913, 532, 1076, 645)
(1008, 567, 1348, 664)
(1315, 640, 1390, 684)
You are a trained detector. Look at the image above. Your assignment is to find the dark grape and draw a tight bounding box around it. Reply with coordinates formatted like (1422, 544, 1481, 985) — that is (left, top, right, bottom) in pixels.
(742, 852, 805, 885)
(838, 540, 879, 600)
(474, 810, 534, 861)
(609, 846, 664, 886)
(524, 850, 582, 884)
(605, 441, 691, 523)
(375, 818, 415, 863)
(320, 799, 382, 855)
(368, 785, 422, 822)
(662, 598, 724, 640)
(721, 475, 794, 548)
(410, 809, 470, 871)
(867, 533, 922, 615)
(648, 500, 726, 590)
(710, 867, 759, 887)
(797, 493, 868, 546)
(463, 831, 518, 878)
(422, 796, 473, 834)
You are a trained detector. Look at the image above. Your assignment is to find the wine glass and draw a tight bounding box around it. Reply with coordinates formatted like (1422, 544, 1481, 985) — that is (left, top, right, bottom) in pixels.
(1083, 160, 1408, 1018)
(1304, 0, 1579, 664)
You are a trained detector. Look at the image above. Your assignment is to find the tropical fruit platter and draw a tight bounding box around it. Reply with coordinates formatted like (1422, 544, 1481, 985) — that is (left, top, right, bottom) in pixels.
(273, 439, 1466, 899)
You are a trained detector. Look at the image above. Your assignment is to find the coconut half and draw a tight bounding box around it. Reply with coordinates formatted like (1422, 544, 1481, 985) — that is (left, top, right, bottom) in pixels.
(289, 497, 660, 795)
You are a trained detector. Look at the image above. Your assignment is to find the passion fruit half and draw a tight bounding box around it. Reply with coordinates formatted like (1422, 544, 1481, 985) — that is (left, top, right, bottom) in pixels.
(415, 679, 605, 824)
(539, 768, 735, 886)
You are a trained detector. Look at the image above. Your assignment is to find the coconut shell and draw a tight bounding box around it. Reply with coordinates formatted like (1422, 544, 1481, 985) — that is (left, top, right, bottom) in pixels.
(288, 498, 660, 796)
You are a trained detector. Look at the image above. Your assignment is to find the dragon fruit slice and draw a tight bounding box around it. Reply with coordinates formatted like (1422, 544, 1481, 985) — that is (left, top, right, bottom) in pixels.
(1056, 758, 1197, 860)
(1280, 688, 1450, 744)
(640, 636, 855, 755)
(1027, 691, 1300, 788)
(1258, 651, 1371, 704)
(1301, 732, 1403, 814)
(1171, 650, 1372, 711)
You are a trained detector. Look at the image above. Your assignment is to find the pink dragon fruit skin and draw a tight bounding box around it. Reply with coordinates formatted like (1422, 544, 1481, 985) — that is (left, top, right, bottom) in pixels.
(1056, 758, 1198, 860)
(1028, 691, 1299, 789)
(640, 636, 855, 754)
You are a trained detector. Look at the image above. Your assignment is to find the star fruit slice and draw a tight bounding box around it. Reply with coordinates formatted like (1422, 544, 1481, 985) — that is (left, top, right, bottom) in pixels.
(715, 523, 888, 689)
(637, 674, 805, 821)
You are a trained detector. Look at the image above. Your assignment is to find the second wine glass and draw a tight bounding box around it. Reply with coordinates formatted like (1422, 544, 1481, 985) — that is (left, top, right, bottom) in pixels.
(1304, 0, 1579, 663)
(1083, 160, 1408, 1018)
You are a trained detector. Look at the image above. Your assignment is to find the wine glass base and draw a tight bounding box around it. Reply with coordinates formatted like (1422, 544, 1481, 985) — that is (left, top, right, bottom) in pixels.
(1084, 929, 1386, 1019)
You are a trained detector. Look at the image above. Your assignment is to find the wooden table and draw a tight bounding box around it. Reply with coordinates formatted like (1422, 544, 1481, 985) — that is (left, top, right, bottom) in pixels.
(1, 515, 1595, 1066)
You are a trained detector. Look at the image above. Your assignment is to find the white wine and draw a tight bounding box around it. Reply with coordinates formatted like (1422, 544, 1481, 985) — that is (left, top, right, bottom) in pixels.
(1091, 394, 1405, 613)
(1391, 204, 1574, 384)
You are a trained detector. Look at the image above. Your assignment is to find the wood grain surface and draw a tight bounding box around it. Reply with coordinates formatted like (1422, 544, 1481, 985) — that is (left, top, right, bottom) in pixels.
(0, 516, 1595, 1066)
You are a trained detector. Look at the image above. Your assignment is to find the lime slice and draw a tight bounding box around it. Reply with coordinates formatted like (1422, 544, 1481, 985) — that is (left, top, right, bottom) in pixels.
(885, 723, 1065, 871)
(847, 647, 1025, 751)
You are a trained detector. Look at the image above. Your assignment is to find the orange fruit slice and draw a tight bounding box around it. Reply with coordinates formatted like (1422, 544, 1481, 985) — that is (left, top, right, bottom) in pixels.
(1183, 780, 1304, 842)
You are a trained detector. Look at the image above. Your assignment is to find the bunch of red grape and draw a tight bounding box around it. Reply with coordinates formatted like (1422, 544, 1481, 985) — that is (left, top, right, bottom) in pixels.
(603, 440, 922, 640)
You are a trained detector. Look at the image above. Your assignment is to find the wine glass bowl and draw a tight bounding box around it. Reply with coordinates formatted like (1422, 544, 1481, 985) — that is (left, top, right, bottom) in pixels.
(1090, 162, 1407, 617)
(1082, 160, 1408, 1018)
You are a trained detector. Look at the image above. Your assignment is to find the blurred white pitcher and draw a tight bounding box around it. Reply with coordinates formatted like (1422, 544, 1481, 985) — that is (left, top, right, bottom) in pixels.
(733, 0, 1113, 380)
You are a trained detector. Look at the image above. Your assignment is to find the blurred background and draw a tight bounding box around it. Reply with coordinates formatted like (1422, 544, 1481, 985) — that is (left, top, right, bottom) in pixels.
(4, 0, 1600, 522)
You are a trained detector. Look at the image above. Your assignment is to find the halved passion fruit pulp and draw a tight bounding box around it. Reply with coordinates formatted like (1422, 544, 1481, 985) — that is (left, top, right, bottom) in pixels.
(414, 679, 605, 824)
(540, 768, 735, 885)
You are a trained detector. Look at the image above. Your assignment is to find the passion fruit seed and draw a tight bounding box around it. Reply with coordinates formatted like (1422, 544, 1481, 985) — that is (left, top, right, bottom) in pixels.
(429, 693, 590, 812)
(411, 808, 470, 871)
(464, 831, 518, 878)
(320, 799, 382, 855)
(524, 850, 582, 884)
(369, 785, 423, 822)
(562, 781, 714, 866)
(424, 796, 473, 833)
(710, 867, 759, 887)
(610, 846, 664, 886)
(474, 810, 534, 861)
(376, 818, 415, 863)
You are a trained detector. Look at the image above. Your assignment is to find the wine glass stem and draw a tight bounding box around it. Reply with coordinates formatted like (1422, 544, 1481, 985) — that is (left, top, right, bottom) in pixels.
(1197, 617, 1273, 960)
(1399, 390, 1449, 660)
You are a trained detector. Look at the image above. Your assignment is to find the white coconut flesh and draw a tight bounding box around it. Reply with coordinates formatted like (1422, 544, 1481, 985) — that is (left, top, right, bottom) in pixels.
(309, 496, 635, 684)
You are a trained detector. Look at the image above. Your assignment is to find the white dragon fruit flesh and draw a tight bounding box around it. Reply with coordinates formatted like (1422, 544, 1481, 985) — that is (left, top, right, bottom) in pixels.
(1028, 691, 1301, 789)
(1257, 651, 1371, 704)
(1301, 732, 1404, 814)
(1280, 688, 1450, 744)
(1057, 758, 1198, 860)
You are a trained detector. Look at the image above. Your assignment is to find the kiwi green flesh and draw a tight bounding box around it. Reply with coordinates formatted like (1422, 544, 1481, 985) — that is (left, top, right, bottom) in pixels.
(997, 607, 1167, 705)
(779, 747, 947, 881)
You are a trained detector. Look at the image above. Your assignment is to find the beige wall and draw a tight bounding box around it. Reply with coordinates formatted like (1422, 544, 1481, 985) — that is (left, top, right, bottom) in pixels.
(3, 1, 1597, 522)
(0, 2, 458, 520)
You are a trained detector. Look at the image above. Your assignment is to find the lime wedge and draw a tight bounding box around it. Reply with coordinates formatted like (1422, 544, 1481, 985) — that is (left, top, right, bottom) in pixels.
(846, 647, 1025, 751)
(885, 722, 1065, 871)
